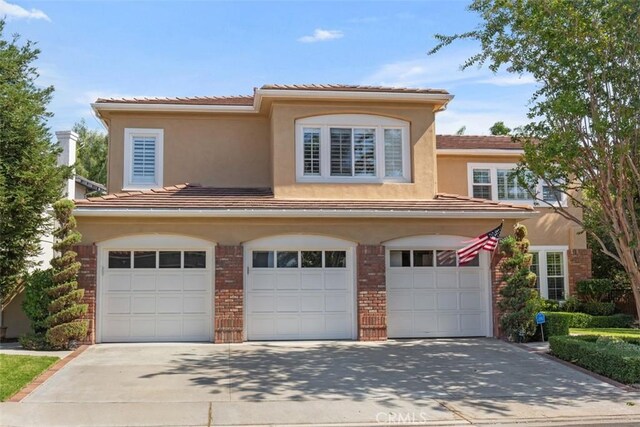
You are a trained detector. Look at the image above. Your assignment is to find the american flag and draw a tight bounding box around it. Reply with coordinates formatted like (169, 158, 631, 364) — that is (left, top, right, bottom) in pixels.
(457, 224, 503, 265)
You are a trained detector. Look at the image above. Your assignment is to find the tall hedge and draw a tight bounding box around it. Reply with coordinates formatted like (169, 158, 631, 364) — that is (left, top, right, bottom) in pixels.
(45, 200, 88, 349)
(498, 223, 540, 341)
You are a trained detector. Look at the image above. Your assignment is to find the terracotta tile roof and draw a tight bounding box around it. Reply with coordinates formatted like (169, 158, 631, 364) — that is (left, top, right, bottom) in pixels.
(94, 84, 450, 105)
(74, 184, 533, 213)
(95, 95, 254, 106)
(436, 135, 523, 150)
(261, 84, 450, 95)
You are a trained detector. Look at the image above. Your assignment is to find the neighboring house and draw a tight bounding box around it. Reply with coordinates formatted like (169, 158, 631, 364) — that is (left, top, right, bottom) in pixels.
(68, 84, 590, 344)
(1, 131, 106, 340)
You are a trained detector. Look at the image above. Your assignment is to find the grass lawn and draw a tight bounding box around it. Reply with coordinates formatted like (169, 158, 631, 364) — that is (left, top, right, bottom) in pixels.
(0, 354, 59, 401)
(570, 328, 640, 339)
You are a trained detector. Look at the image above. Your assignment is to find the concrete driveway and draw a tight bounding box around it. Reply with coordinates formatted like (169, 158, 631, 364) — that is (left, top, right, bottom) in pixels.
(2, 339, 640, 426)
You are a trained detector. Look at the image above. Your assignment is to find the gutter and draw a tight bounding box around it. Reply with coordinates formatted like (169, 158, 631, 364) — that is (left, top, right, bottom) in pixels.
(73, 208, 537, 219)
(437, 149, 525, 156)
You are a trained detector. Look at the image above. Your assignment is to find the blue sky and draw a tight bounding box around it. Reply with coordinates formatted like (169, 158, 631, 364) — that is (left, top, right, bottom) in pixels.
(2, 0, 537, 135)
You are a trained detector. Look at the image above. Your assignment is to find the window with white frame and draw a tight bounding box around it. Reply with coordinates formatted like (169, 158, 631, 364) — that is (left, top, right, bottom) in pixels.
(468, 163, 566, 206)
(529, 247, 568, 300)
(123, 128, 164, 190)
(296, 114, 410, 182)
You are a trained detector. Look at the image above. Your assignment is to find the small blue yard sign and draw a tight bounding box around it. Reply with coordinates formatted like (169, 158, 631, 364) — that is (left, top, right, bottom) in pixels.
(535, 312, 546, 325)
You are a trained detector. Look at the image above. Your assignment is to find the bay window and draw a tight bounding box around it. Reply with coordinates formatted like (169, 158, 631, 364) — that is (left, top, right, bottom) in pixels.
(296, 114, 410, 182)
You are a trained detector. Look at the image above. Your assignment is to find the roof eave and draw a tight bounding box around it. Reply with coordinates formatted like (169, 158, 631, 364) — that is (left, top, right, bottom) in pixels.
(73, 208, 537, 219)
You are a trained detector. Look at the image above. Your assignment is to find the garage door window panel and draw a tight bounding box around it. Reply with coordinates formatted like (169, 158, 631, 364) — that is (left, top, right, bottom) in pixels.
(390, 250, 412, 267)
(184, 251, 206, 269)
(277, 251, 299, 268)
(252, 251, 274, 268)
(134, 251, 156, 268)
(301, 251, 322, 268)
(159, 251, 181, 269)
(109, 251, 131, 268)
(436, 250, 457, 267)
(413, 250, 434, 267)
(325, 251, 347, 268)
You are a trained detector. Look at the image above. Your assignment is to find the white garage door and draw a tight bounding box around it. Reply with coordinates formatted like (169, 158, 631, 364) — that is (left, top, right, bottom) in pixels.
(387, 239, 490, 338)
(245, 236, 355, 340)
(99, 237, 213, 342)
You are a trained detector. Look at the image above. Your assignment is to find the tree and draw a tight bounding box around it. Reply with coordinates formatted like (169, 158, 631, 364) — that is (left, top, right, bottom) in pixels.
(73, 119, 108, 185)
(490, 121, 511, 135)
(0, 21, 70, 303)
(498, 224, 539, 342)
(430, 0, 640, 319)
(45, 200, 88, 349)
(455, 125, 466, 135)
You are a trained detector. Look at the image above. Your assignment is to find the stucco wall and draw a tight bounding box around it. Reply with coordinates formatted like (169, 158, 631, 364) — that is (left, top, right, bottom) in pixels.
(3, 292, 30, 339)
(77, 216, 519, 247)
(106, 112, 271, 193)
(436, 154, 586, 249)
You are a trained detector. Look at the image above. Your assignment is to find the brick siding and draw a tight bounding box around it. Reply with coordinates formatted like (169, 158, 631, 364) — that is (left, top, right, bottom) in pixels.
(214, 246, 244, 343)
(357, 245, 387, 341)
(74, 244, 97, 344)
(490, 252, 506, 338)
(568, 249, 592, 296)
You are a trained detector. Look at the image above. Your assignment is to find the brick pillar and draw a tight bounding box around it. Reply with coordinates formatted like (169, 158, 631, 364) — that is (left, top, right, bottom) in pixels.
(74, 244, 97, 344)
(357, 245, 387, 341)
(214, 246, 244, 343)
(491, 252, 506, 338)
(568, 249, 592, 296)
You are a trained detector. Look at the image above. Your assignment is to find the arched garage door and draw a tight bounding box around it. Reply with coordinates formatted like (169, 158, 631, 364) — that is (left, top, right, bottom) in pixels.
(386, 235, 491, 338)
(98, 235, 214, 343)
(244, 235, 356, 341)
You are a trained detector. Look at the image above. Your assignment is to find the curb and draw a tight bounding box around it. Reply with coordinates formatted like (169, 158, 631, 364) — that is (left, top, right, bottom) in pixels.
(7, 345, 89, 402)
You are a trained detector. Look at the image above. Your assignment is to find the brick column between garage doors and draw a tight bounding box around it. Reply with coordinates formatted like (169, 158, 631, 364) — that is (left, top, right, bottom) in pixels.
(214, 246, 244, 343)
(74, 244, 97, 345)
(357, 245, 387, 341)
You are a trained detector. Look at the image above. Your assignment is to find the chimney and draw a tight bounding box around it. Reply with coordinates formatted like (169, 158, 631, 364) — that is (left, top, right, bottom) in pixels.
(55, 130, 78, 200)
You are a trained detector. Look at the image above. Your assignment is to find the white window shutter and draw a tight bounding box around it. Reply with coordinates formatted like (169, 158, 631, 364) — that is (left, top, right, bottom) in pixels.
(384, 129, 403, 177)
(132, 136, 156, 183)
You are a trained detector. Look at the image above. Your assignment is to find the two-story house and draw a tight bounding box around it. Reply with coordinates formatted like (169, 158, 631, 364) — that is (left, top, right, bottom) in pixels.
(73, 84, 591, 344)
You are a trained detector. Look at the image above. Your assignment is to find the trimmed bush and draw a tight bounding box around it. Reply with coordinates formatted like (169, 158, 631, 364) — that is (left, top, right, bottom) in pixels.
(541, 312, 572, 337)
(579, 301, 616, 316)
(589, 313, 634, 328)
(549, 335, 640, 384)
(576, 278, 614, 303)
(22, 270, 54, 334)
(540, 312, 634, 339)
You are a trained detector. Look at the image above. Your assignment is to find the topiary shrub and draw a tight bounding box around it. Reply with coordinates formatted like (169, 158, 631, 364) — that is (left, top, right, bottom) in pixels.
(498, 224, 540, 342)
(22, 269, 54, 335)
(561, 296, 582, 313)
(540, 312, 572, 338)
(45, 200, 88, 349)
(588, 313, 634, 328)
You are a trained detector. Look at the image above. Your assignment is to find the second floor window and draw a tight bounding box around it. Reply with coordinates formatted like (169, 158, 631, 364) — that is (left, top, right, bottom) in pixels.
(124, 128, 164, 190)
(296, 114, 410, 182)
(468, 163, 566, 206)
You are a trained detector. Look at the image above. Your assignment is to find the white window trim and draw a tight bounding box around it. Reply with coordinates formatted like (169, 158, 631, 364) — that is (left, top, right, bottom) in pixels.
(123, 128, 164, 190)
(295, 114, 411, 183)
(529, 246, 569, 300)
(467, 163, 567, 207)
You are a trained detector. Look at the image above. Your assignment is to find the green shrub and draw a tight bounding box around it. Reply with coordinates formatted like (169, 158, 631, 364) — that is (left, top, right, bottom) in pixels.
(541, 312, 572, 337)
(18, 333, 49, 350)
(549, 335, 640, 384)
(589, 313, 634, 328)
(580, 301, 616, 316)
(539, 298, 560, 311)
(22, 270, 54, 334)
(498, 225, 540, 342)
(45, 200, 88, 349)
(562, 296, 582, 313)
(577, 278, 614, 303)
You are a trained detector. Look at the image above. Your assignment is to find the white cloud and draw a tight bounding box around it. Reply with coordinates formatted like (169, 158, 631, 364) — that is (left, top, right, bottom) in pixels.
(298, 29, 344, 43)
(0, 0, 50, 21)
(436, 108, 528, 135)
(477, 74, 537, 86)
(348, 16, 380, 24)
